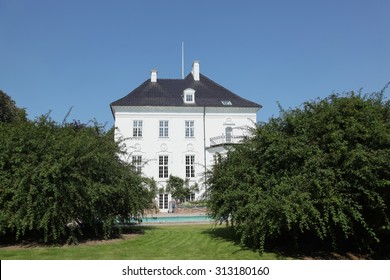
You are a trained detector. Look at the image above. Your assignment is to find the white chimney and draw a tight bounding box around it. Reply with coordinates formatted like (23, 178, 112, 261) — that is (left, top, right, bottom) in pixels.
(191, 61, 200, 81)
(151, 69, 158, 83)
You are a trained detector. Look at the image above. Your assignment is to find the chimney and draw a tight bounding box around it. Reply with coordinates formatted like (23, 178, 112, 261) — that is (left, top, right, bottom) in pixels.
(150, 69, 158, 83)
(191, 61, 200, 81)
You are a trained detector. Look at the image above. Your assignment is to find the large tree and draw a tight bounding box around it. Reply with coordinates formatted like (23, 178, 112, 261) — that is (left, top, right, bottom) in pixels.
(207, 88, 390, 255)
(0, 116, 156, 244)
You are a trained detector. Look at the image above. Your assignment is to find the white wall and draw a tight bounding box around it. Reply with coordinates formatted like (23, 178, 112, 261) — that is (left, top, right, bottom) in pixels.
(114, 106, 257, 212)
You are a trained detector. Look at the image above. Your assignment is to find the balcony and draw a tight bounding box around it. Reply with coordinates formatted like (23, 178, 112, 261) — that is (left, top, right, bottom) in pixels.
(209, 135, 245, 147)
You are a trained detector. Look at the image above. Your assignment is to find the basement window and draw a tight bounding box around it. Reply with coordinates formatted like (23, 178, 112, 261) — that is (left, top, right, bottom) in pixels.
(221, 100, 232, 106)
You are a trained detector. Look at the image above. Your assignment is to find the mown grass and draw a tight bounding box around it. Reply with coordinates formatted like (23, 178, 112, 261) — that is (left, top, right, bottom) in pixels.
(0, 224, 286, 260)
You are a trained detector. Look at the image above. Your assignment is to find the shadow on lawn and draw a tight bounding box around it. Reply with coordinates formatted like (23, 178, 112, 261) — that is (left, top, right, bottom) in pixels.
(202, 225, 388, 260)
(202, 226, 241, 244)
(202, 226, 261, 256)
(0, 225, 158, 248)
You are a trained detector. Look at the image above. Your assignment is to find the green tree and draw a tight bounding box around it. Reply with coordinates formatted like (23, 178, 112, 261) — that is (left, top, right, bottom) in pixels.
(166, 175, 199, 203)
(0, 90, 26, 123)
(207, 88, 390, 255)
(0, 116, 156, 243)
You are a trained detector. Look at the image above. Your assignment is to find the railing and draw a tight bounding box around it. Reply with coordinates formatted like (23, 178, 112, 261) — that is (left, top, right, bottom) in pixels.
(209, 135, 245, 146)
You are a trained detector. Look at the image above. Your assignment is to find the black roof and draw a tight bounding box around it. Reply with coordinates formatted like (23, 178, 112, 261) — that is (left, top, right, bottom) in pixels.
(110, 73, 261, 108)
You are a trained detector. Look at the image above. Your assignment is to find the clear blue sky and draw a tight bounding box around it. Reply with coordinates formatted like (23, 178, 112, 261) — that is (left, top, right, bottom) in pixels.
(1, 0, 389, 128)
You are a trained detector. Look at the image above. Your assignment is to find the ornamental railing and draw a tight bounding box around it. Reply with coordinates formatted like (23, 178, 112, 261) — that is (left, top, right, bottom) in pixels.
(209, 135, 245, 147)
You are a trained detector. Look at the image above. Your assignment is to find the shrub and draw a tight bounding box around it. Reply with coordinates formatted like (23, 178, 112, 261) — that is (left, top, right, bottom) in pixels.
(207, 89, 390, 255)
(0, 116, 156, 243)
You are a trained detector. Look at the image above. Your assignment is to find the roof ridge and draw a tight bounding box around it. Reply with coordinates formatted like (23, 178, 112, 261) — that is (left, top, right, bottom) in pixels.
(155, 78, 183, 81)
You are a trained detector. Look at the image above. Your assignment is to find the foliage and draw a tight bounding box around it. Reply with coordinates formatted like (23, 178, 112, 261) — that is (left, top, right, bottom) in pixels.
(0, 90, 27, 123)
(180, 199, 208, 208)
(166, 175, 199, 203)
(0, 116, 156, 244)
(207, 89, 390, 255)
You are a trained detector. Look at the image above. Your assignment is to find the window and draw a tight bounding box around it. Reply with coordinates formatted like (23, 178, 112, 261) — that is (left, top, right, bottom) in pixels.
(186, 94, 193, 102)
(183, 88, 195, 104)
(159, 120, 169, 137)
(133, 120, 143, 137)
(159, 155, 169, 178)
(185, 120, 194, 138)
(185, 155, 195, 178)
(225, 127, 233, 143)
(221, 100, 232, 106)
(132, 155, 142, 174)
(159, 193, 168, 209)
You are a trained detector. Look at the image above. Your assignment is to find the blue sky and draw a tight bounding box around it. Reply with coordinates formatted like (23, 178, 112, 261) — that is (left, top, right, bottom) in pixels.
(1, 0, 389, 127)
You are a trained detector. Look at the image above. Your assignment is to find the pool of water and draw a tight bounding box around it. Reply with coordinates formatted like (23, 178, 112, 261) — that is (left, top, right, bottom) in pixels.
(141, 215, 213, 223)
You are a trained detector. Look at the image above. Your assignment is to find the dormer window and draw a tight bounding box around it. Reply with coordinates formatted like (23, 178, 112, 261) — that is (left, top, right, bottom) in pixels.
(186, 93, 194, 103)
(183, 88, 196, 104)
(221, 100, 232, 106)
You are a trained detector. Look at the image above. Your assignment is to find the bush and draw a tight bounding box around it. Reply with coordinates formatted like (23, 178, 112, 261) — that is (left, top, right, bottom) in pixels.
(207, 89, 390, 255)
(0, 116, 156, 244)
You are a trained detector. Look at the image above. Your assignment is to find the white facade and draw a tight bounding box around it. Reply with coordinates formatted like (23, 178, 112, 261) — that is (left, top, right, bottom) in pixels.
(111, 63, 260, 212)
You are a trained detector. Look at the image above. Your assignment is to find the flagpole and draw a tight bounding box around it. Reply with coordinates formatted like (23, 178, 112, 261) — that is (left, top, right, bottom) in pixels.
(182, 41, 184, 79)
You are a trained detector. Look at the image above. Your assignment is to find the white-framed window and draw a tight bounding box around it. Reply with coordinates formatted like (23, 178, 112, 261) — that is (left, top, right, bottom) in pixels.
(159, 120, 169, 137)
(133, 120, 143, 137)
(183, 88, 196, 104)
(185, 155, 195, 178)
(159, 193, 169, 209)
(186, 93, 193, 102)
(132, 155, 142, 174)
(225, 126, 233, 143)
(185, 120, 194, 138)
(159, 155, 169, 178)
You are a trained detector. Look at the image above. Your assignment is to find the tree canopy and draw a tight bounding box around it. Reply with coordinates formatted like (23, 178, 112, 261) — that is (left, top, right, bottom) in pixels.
(207, 89, 390, 255)
(0, 93, 156, 244)
(0, 90, 26, 123)
(166, 175, 199, 203)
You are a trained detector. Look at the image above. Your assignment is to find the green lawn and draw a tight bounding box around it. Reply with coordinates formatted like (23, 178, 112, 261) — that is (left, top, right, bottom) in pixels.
(0, 224, 285, 260)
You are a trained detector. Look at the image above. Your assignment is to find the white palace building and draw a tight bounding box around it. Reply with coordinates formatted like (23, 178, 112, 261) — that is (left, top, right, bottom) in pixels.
(110, 61, 261, 212)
